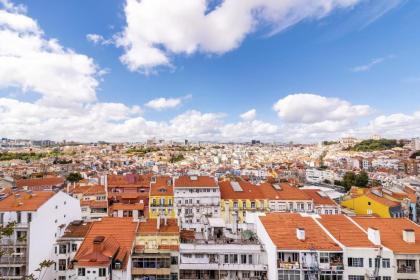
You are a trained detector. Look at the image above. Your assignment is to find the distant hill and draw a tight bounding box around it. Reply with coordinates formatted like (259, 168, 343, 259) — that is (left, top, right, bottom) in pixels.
(346, 139, 403, 152)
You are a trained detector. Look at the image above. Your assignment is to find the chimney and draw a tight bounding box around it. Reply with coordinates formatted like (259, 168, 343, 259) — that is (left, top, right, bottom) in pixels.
(296, 228, 305, 241)
(367, 227, 381, 245)
(93, 236, 105, 252)
(402, 229, 415, 243)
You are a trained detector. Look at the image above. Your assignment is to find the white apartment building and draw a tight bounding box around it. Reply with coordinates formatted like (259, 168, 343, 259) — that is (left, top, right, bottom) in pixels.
(315, 215, 394, 280)
(52, 220, 92, 280)
(174, 175, 220, 231)
(257, 212, 419, 280)
(0, 191, 81, 279)
(256, 213, 345, 280)
(352, 216, 420, 280)
(179, 218, 267, 280)
(305, 169, 336, 184)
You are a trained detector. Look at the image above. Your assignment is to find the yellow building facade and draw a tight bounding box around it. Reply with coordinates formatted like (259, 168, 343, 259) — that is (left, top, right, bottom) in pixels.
(341, 188, 402, 218)
(149, 176, 175, 219)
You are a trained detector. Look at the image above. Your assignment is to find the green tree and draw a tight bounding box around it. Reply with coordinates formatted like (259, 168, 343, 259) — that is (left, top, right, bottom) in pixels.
(66, 172, 83, 183)
(355, 171, 369, 187)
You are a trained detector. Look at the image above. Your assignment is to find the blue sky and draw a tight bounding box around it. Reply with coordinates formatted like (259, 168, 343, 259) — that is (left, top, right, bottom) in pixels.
(0, 0, 419, 142)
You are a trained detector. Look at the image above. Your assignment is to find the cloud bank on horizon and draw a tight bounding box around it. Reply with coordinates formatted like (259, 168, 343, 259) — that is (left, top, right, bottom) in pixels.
(0, 0, 418, 143)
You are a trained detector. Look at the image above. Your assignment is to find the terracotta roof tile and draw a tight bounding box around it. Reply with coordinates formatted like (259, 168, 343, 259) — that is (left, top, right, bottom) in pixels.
(302, 189, 337, 206)
(150, 176, 173, 196)
(62, 221, 93, 238)
(219, 180, 265, 200)
(259, 183, 311, 201)
(352, 217, 420, 254)
(138, 218, 179, 235)
(260, 213, 341, 251)
(74, 217, 137, 268)
(174, 175, 217, 188)
(317, 215, 376, 248)
(16, 177, 64, 190)
(0, 191, 55, 211)
(110, 203, 144, 211)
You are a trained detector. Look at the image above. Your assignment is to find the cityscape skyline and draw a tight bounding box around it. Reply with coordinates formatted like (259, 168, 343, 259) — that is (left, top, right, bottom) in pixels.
(0, 0, 420, 143)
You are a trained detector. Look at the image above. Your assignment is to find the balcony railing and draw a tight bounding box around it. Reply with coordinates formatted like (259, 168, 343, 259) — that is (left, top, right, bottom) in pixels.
(0, 256, 26, 265)
(0, 238, 27, 246)
(278, 261, 300, 269)
(151, 203, 173, 207)
(397, 266, 416, 273)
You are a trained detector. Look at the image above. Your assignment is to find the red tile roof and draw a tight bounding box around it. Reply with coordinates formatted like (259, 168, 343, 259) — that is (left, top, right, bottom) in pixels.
(16, 177, 64, 189)
(219, 180, 265, 200)
(259, 183, 311, 201)
(110, 203, 144, 211)
(174, 175, 217, 188)
(108, 174, 152, 187)
(352, 217, 420, 254)
(150, 176, 173, 196)
(138, 218, 179, 235)
(317, 215, 376, 248)
(260, 213, 341, 251)
(62, 221, 93, 238)
(0, 191, 55, 211)
(74, 217, 137, 268)
(302, 189, 337, 206)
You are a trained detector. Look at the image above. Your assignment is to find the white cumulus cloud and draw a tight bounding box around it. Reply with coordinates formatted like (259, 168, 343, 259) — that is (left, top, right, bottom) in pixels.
(273, 93, 372, 124)
(0, 2, 100, 106)
(240, 109, 256, 121)
(145, 94, 191, 110)
(116, 0, 361, 72)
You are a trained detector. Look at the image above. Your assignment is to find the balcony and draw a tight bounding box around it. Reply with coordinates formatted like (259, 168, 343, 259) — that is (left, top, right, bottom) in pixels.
(151, 203, 173, 207)
(397, 260, 417, 273)
(0, 238, 27, 246)
(277, 261, 300, 270)
(132, 267, 171, 275)
(0, 255, 26, 266)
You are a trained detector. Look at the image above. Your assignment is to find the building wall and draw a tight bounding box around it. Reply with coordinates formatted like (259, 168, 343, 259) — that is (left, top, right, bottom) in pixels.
(149, 195, 175, 219)
(255, 215, 277, 280)
(341, 195, 391, 217)
(221, 199, 268, 224)
(28, 191, 81, 278)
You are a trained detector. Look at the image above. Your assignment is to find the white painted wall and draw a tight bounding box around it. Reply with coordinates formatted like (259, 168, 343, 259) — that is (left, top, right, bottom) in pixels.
(28, 191, 81, 278)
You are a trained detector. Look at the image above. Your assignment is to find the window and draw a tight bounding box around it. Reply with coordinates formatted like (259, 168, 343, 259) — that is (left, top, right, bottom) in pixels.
(382, 258, 390, 268)
(248, 254, 253, 264)
(99, 268, 106, 277)
(348, 276, 364, 280)
(382, 277, 391, 280)
(58, 276, 65, 280)
(242, 201, 246, 208)
(320, 253, 329, 263)
(58, 259, 66, 271)
(78, 268, 86, 276)
(27, 213, 32, 223)
(224, 254, 229, 264)
(348, 258, 363, 267)
(171, 256, 178, 265)
(278, 270, 300, 280)
(17, 212, 21, 223)
(251, 201, 256, 208)
(241, 254, 247, 264)
(369, 258, 372, 267)
(72, 244, 78, 252)
(59, 244, 67, 254)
